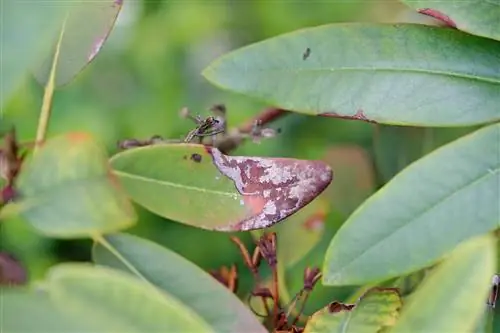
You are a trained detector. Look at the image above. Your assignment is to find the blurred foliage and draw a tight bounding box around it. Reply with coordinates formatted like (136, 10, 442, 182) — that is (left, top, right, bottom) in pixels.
(0, 0, 484, 314)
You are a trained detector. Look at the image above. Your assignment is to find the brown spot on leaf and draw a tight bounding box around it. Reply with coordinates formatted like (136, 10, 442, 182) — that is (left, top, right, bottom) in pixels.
(190, 153, 202, 163)
(418, 8, 457, 28)
(0, 252, 27, 285)
(320, 110, 376, 123)
(328, 301, 355, 313)
(303, 47, 311, 60)
(205, 147, 333, 231)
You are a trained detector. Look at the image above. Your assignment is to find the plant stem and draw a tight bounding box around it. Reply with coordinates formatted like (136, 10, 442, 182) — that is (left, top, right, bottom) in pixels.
(34, 15, 68, 153)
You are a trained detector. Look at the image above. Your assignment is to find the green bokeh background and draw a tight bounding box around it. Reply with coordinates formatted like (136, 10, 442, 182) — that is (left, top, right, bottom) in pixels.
(1, 0, 497, 324)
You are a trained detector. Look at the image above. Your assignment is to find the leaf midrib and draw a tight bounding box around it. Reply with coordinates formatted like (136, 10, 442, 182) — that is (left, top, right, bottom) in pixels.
(247, 67, 500, 85)
(335, 166, 500, 278)
(113, 170, 238, 198)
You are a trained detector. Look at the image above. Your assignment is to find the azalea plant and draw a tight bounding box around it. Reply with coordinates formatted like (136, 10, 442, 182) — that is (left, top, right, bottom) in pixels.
(1, 1, 499, 332)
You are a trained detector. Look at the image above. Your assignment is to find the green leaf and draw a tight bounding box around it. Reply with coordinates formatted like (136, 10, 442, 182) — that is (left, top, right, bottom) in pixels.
(323, 123, 500, 286)
(1, 289, 99, 332)
(92, 233, 267, 333)
(109, 144, 332, 231)
(391, 234, 496, 333)
(46, 263, 214, 332)
(34, 0, 122, 87)
(202, 23, 500, 127)
(400, 0, 500, 42)
(1, 1, 63, 105)
(15, 133, 136, 238)
(303, 287, 402, 333)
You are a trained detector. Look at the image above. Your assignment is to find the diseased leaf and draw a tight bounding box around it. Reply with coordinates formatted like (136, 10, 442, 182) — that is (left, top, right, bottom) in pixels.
(401, 0, 500, 42)
(34, 0, 122, 87)
(203, 23, 500, 126)
(304, 287, 402, 333)
(92, 233, 267, 333)
(14, 133, 136, 238)
(1, 1, 63, 105)
(109, 144, 332, 231)
(323, 123, 500, 286)
(391, 235, 496, 333)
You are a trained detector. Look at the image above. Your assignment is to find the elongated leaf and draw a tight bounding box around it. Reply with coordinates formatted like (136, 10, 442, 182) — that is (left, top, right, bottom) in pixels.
(15, 133, 136, 238)
(109, 144, 332, 231)
(35, 0, 122, 87)
(1, 290, 99, 332)
(323, 123, 500, 286)
(1, 2, 63, 105)
(304, 287, 402, 333)
(46, 264, 213, 332)
(401, 0, 500, 42)
(92, 233, 267, 333)
(203, 23, 500, 126)
(391, 235, 496, 333)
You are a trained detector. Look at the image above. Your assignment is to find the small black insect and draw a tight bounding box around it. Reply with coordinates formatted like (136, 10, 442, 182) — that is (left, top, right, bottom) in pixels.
(302, 47, 311, 60)
(190, 153, 202, 163)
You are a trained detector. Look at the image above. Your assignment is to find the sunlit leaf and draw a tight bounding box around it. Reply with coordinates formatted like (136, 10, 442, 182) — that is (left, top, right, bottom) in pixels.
(34, 0, 122, 87)
(1, 1, 63, 105)
(15, 133, 136, 238)
(304, 287, 402, 333)
(203, 23, 500, 126)
(92, 233, 267, 333)
(400, 0, 500, 41)
(324, 123, 500, 286)
(109, 144, 332, 231)
(391, 235, 496, 333)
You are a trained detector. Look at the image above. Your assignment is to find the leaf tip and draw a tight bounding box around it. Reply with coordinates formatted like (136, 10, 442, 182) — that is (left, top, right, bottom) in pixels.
(417, 8, 457, 28)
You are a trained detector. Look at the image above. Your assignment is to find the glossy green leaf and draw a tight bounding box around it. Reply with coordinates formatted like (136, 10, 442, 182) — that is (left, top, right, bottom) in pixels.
(304, 287, 402, 333)
(324, 123, 500, 286)
(203, 23, 500, 126)
(401, 0, 500, 42)
(1, 1, 63, 105)
(391, 234, 496, 333)
(15, 133, 136, 238)
(34, 0, 122, 87)
(92, 233, 267, 333)
(109, 144, 332, 231)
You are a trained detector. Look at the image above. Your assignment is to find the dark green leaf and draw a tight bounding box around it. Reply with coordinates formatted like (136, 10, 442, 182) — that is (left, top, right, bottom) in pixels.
(109, 144, 332, 231)
(92, 233, 267, 333)
(203, 23, 500, 126)
(324, 124, 499, 286)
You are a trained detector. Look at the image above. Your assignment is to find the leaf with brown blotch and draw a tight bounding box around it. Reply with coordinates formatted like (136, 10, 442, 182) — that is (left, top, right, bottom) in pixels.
(109, 144, 333, 231)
